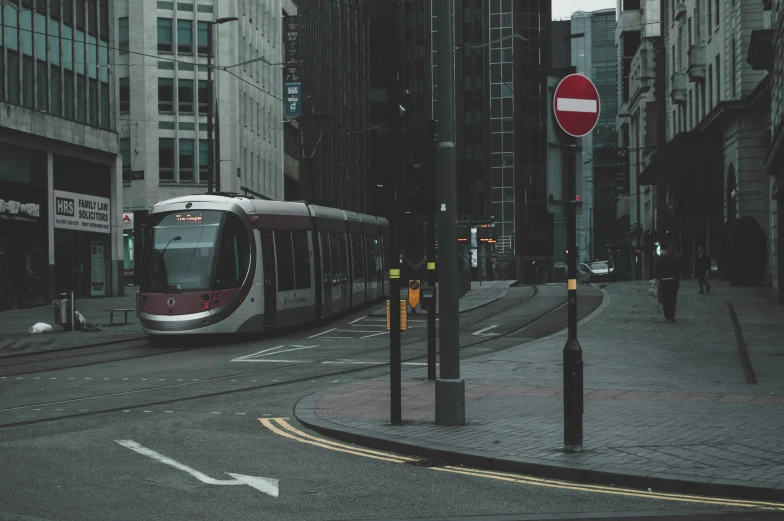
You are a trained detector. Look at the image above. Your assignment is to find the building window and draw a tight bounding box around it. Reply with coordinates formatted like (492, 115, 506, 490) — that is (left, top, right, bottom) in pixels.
(63, 69, 74, 119)
(177, 19, 193, 54)
(50, 65, 61, 115)
(23, 57, 34, 109)
(76, 75, 87, 122)
(36, 60, 48, 111)
(120, 77, 130, 113)
(121, 138, 131, 183)
(119, 17, 129, 52)
(179, 139, 195, 181)
(707, 0, 712, 35)
(89, 79, 98, 126)
(100, 81, 110, 129)
(730, 37, 736, 98)
(198, 80, 209, 115)
(714, 0, 719, 29)
(157, 18, 173, 53)
(715, 54, 720, 102)
(100, 0, 109, 40)
(158, 78, 174, 112)
(197, 21, 209, 55)
(159, 138, 175, 181)
(199, 140, 208, 182)
(708, 64, 713, 109)
(178, 79, 193, 112)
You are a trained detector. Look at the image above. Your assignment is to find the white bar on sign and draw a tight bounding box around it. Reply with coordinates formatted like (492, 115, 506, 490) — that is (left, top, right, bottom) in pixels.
(557, 98, 597, 113)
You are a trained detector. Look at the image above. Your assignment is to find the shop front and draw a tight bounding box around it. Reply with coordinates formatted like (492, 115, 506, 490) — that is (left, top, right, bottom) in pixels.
(0, 179, 49, 310)
(52, 155, 115, 299)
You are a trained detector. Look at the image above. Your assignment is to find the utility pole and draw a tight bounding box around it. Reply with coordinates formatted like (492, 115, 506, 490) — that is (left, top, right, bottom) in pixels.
(207, 26, 215, 194)
(388, 0, 407, 426)
(426, 120, 437, 381)
(434, 0, 464, 425)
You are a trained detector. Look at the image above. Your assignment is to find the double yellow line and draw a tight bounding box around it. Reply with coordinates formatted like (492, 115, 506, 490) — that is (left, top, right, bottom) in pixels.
(258, 417, 784, 511)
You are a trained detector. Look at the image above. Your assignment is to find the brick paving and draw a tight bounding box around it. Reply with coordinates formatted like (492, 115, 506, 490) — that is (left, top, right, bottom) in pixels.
(298, 279, 784, 498)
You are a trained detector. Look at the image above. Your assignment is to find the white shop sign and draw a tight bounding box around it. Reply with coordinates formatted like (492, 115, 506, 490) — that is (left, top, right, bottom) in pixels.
(54, 190, 111, 234)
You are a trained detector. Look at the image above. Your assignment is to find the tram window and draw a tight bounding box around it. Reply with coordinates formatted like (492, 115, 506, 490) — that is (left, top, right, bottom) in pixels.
(214, 213, 251, 290)
(338, 233, 348, 284)
(320, 232, 332, 286)
(351, 233, 364, 283)
(330, 232, 341, 284)
(274, 231, 295, 291)
(292, 230, 311, 289)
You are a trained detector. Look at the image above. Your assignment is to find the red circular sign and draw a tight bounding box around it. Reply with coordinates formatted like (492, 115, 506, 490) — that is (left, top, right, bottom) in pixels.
(553, 74, 601, 138)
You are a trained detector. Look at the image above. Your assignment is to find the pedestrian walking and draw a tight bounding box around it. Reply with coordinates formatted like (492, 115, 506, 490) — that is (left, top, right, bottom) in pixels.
(655, 244, 683, 323)
(695, 246, 711, 293)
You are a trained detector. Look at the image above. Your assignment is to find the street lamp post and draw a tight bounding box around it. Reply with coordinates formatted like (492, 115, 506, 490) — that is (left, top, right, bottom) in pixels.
(206, 16, 238, 194)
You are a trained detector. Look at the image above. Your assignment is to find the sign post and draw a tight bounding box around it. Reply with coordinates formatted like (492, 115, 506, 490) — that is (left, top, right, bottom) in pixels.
(552, 73, 600, 453)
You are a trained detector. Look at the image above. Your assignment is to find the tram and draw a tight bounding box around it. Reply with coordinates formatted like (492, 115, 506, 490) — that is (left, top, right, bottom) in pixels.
(137, 194, 389, 335)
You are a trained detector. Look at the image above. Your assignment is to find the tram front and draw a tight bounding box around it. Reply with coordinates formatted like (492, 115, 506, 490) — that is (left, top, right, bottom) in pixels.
(138, 198, 256, 335)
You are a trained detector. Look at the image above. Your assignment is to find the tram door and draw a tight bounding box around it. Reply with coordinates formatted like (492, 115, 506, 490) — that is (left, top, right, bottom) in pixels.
(261, 231, 277, 327)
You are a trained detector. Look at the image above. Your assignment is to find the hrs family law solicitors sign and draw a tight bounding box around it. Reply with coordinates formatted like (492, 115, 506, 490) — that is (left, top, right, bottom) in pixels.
(54, 190, 111, 234)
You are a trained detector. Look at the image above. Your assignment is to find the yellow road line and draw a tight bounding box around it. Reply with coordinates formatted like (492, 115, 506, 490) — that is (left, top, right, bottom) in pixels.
(258, 418, 784, 510)
(258, 418, 409, 463)
(272, 418, 417, 462)
(436, 467, 784, 510)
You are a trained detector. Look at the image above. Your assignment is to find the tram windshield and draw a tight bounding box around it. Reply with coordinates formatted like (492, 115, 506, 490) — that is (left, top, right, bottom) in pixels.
(142, 210, 223, 293)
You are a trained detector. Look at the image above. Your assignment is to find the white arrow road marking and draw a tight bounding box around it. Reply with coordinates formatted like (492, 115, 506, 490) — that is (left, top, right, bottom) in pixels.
(472, 325, 500, 336)
(308, 327, 337, 338)
(557, 98, 597, 113)
(115, 440, 278, 497)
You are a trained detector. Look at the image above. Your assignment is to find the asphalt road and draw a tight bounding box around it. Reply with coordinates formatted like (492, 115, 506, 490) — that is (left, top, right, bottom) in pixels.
(0, 285, 781, 521)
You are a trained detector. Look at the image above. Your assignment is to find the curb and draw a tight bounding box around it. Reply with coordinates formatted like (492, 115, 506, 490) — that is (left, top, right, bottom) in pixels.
(368, 282, 517, 317)
(295, 386, 784, 503)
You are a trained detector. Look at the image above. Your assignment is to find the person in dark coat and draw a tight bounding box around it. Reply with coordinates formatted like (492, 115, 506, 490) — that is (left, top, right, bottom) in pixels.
(655, 244, 683, 322)
(695, 246, 711, 293)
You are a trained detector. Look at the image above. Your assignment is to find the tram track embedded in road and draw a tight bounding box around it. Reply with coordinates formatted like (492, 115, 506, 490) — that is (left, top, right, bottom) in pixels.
(0, 285, 587, 430)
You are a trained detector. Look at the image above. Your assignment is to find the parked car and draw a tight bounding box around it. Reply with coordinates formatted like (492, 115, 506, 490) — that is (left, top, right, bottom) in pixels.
(588, 260, 615, 281)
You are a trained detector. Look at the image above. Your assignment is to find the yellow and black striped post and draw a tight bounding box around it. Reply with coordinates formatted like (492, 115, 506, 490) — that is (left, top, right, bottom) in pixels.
(426, 261, 436, 380)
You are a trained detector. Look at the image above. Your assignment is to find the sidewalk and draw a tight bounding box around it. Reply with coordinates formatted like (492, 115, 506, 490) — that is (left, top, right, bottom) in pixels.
(0, 289, 144, 357)
(369, 280, 515, 317)
(296, 280, 784, 501)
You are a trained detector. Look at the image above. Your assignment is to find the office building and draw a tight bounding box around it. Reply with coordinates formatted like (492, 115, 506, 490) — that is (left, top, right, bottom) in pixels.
(297, 0, 370, 213)
(569, 9, 623, 274)
(660, 0, 772, 284)
(1, 0, 122, 308)
(117, 0, 286, 282)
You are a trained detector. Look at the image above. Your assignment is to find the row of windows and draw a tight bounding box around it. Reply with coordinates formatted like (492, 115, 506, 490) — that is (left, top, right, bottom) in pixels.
(4, 0, 110, 41)
(0, 53, 110, 128)
(120, 137, 210, 184)
(118, 17, 211, 56)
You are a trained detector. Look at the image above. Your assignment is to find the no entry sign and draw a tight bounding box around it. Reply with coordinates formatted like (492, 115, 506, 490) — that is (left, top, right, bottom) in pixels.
(553, 74, 600, 138)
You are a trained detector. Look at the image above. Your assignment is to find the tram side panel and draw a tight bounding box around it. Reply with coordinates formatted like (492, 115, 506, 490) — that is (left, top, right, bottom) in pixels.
(272, 228, 317, 328)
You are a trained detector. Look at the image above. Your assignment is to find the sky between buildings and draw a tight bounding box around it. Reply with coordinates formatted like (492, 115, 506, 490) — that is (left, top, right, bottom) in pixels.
(552, 0, 616, 21)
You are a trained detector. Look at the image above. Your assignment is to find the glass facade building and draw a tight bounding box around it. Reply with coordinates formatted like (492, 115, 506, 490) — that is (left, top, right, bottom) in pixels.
(0, 0, 114, 129)
(570, 9, 622, 267)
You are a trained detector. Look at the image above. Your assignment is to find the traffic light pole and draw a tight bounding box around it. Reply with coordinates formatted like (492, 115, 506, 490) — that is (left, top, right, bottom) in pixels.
(562, 136, 583, 452)
(434, 0, 464, 425)
(426, 122, 437, 382)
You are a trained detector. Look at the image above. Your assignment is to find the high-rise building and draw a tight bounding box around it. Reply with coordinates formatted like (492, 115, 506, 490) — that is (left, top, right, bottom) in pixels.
(297, 0, 369, 213)
(1, 0, 123, 307)
(448, 0, 552, 282)
(117, 0, 286, 282)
